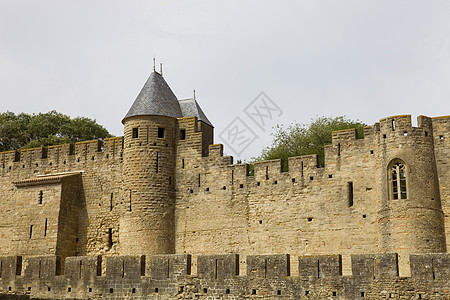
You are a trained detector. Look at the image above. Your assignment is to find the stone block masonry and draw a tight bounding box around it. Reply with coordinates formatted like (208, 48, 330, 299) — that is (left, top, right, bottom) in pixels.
(0, 253, 448, 299)
(0, 70, 448, 298)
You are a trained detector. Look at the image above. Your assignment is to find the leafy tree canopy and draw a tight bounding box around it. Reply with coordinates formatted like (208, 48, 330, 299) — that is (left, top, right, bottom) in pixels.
(0, 111, 113, 152)
(255, 116, 366, 169)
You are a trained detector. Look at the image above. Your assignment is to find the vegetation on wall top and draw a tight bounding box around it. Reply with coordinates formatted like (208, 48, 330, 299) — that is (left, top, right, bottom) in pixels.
(0, 111, 113, 152)
(254, 116, 366, 170)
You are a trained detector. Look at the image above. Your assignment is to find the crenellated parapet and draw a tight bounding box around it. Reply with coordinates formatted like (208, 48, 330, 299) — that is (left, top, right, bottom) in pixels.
(0, 253, 448, 299)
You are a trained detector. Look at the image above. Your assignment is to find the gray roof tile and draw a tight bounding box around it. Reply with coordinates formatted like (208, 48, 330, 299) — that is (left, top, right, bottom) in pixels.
(179, 98, 213, 127)
(123, 72, 183, 122)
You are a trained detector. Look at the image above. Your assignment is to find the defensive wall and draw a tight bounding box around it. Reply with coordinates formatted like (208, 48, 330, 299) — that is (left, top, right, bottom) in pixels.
(0, 115, 449, 279)
(0, 253, 449, 299)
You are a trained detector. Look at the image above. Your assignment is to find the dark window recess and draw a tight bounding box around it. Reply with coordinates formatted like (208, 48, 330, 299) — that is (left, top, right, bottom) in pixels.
(240, 184, 244, 188)
(226, 289, 230, 294)
(132, 128, 139, 138)
(310, 176, 314, 181)
(110, 288, 113, 294)
(337, 143, 341, 156)
(110, 193, 113, 211)
(252, 289, 256, 295)
(68, 287, 71, 292)
(182, 159, 185, 169)
(158, 127, 165, 138)
(348, 182, 354, 207)
(29, 225, 33, 239)
(107, 229, 113, 248)
(44, 219, 48, 237)
(361, 291, 365, 297)
(329, 174, 333, 178)
(370, 150, 374, 154)
(292, 178, 296, 183)
(307, 218, 313, 222)
(277, 290, 282, 295)
(169, 177, 172, 185)
(203, 288, 207, 293)
(439, 135, 444, 140)
(180, 129, 186, 140)
(39, 191, 43, 204)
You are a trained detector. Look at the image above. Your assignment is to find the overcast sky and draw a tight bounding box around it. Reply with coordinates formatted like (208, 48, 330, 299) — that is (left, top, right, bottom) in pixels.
(1, 1, 449, 160)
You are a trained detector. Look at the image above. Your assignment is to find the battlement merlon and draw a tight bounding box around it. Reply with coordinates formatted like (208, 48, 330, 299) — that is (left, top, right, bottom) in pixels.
(0, 253, 449, 282)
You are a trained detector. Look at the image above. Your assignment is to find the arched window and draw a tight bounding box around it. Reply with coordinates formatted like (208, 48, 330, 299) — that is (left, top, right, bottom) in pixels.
(389, 160, 407, 199)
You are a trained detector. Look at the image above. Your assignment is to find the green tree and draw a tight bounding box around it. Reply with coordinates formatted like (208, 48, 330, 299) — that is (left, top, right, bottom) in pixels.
(255, 116, 366, 169)
(0, 110, 113, 152)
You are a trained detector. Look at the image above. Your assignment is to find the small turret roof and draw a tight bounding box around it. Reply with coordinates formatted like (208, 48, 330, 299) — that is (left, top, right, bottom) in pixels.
(179, 98, 214, 127)
(123, 71, 183, 122)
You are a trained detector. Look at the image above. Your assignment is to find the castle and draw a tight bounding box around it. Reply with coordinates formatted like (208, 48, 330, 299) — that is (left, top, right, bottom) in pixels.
(0, 70, 449, 299)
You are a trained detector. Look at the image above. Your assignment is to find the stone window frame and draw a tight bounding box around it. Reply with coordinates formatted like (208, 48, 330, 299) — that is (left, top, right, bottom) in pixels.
(388, 158, 408, 200)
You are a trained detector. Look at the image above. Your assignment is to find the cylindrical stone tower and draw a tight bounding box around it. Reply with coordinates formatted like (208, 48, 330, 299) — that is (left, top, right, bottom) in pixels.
(378, 115, 446, 260)
(119, 71, 182, 255)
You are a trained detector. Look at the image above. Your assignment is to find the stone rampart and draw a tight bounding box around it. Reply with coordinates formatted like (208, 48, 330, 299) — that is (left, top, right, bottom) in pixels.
(0, 253, 448, 299)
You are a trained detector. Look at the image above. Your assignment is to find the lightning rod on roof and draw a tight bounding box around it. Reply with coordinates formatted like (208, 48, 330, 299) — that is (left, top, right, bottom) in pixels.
(153, 57, 156, 72)
(193, 89, 196, 100)
(160, 63, 163, 76)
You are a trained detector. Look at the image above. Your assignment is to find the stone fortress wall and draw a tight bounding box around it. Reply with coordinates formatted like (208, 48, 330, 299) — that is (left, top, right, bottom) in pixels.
(0, 252, 449, 299)
(0, 70, 449, 298)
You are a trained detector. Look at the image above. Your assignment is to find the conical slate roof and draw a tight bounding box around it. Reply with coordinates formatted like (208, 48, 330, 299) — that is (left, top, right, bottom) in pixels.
(179, 98, 213, 127)
(123, 71, 183, 122)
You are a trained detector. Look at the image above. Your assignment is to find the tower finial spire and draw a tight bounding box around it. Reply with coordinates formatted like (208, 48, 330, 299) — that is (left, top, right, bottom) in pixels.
(153, 57, 156, 72)
(193, 89, 196, 100)
(160, 63, 163, 76)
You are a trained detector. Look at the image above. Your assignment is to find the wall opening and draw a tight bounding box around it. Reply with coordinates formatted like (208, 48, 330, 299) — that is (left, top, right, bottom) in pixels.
(338, 143, 341, 156)
(158, 127, 165, 138)
(392, 119, 395, 130)
(44, 219, 48, 237)
(108, 228, 113, 248)
(110, 193, 113, 211)
(156, 152, 159, 173)
(389, 160, 407, 200)
(180, 129, 186, 140)
(29, 225, 33, 239)
(182, 158, 185, 169)
(39, 191, 43, 205)
(348, 182, 354, 207)
(132, 128, 139, 138)
(129, 191, 132, 212)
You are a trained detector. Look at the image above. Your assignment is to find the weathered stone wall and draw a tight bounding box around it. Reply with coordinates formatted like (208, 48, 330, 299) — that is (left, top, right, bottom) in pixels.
(120, 115, 177, 255)
(0, 114, 448, 282)
(0, 253, 449, 299)
(0, 138, 124, 258)
(174, 115, 447, 276)
(433, 116, 450, 252)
